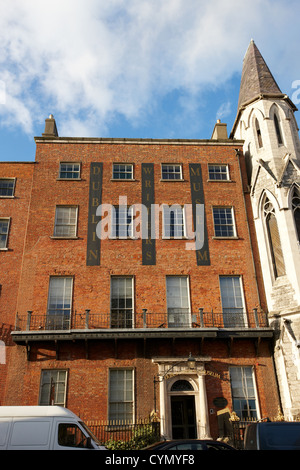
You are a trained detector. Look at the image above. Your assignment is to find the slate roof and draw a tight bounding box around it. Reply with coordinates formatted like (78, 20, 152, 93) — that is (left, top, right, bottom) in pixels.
(237, 40, 283, 110)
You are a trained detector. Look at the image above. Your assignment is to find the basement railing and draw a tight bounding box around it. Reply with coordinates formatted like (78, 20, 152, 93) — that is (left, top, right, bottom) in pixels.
(15, 308, 269, 332)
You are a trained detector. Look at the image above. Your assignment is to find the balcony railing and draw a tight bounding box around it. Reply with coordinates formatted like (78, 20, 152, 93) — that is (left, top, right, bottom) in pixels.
(14, 308, 269, 332)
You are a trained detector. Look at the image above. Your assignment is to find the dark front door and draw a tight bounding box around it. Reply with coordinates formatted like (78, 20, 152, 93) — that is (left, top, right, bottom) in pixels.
(171, 396, 196, 439)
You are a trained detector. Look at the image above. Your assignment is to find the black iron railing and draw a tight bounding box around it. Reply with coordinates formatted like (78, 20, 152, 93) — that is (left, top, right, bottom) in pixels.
(231, 418, 257, 449)
(15, 308, 269, 332)
(85, 419, 160, 449)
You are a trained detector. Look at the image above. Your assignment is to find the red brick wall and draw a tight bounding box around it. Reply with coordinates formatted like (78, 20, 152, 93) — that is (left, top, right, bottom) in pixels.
(14, 141, 264, 317)
(6, 338, 280, 440)
(1, 139, 278, 438)
(0, 162, 34, 404)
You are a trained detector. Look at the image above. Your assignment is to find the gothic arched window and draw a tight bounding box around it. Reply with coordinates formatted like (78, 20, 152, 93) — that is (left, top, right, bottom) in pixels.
(274, 113, 283, 145)
(263, 197, 286, 278)
(255, 119, 263, 148)
(292, 187, 300, 242)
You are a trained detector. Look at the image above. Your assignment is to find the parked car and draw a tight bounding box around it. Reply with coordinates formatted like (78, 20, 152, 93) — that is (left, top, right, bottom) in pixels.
(143, 439, 236, 450)
(244, 421, 300, 450)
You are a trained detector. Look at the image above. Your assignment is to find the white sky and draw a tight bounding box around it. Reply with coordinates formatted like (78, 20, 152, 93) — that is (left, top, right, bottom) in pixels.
(0, 0, 300, 160)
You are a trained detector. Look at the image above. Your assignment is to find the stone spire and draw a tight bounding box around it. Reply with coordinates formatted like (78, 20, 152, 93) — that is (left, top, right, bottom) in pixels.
(237, 40, 283, 111)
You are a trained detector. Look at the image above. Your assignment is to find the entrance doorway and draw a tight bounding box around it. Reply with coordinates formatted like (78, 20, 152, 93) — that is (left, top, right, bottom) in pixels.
(171, 396, 196, 438)
(153, 359, 212, 440)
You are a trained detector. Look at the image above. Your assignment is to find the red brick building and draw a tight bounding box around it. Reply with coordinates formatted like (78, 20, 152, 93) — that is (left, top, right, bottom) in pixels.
(0, 116, 279, 441)
(0, 162, 34, 403)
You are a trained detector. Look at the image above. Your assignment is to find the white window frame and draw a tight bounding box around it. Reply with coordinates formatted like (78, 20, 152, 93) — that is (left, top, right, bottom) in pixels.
(110, 276, 134, 328)
(112, 163, 134, 180)
(53, 206, 78, 238)
(213, 206, 236, 238)
(208, 164, 229, 181)
(219, 275, 247, 327)
(0, 178, 16, 197)
(39, 369, 68, 406)
(111, 206, 134, 239)
(59, 162, 81, 180)
(47, 277, 73, 329)
(163, 205, 186, 239)
(161, 164, 183, 181)
(0, 218, 10, 250)
(229, 366, 260, 420)
(108, 368, 134, 423)
(166, 276, 191, 327)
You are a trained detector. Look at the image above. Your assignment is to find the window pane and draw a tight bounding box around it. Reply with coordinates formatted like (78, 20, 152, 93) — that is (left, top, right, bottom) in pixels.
(0, 220, 9, 248)
(58, 424, 90, 448)
(220, 276, 243, 311)
(213, 207, 235, 237)
(0, 179, 15, 196)
(230, 367, 257, 419)
(59, 163, 80, 179)
(166, 276, 190, 327)
(54, 206, 77, 237)
(47, 278, 72, 329)
(109, 370, 133, 422)
(39, 370, 67, 406)
(208, 165, 228, 180)
(292, 188, 300, 241)
(111, 277, 133, 328)
(161, 164, 182, 180)
(274, 114, 283, 145)
(163, 206, 185, 238)
(264, 198, 286, 278)
(255, 119, 263, 148)
(295, 209, 300, 241)
(112, 206, 133, 238)
(220, 276, 245, 327)
(113, 164, 133, 180)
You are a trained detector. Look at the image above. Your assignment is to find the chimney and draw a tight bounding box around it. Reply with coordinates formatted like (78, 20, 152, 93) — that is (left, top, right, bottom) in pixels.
(211, 120, 228, 140)
(42, 114, 58, 137)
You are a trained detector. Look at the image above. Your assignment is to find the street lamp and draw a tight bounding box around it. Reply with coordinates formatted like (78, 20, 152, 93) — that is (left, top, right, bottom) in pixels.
(187, 352, 196, 370)
(153, 353, 196, 413)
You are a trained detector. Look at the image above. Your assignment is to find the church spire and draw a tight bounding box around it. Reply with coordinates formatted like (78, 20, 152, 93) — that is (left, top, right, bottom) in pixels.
(237, 39, 283, 111)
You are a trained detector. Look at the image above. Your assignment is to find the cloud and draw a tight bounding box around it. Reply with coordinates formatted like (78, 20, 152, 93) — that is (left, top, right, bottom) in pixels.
(216, 102, 232, 122)
(0, 0, 300, 138)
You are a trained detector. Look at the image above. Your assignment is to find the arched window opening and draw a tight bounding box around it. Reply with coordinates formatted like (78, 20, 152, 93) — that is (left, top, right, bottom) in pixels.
(255, 119, 263, 148)
(171, 380, 194, 392)
(274, 113, 283, 145)
(263, 197, 286, 278)
(292, 187, 300, 242)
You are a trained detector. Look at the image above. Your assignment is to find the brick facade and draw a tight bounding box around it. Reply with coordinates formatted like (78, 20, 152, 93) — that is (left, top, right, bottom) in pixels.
(0, 121, 280, 440)
(0, 162, 34, 403)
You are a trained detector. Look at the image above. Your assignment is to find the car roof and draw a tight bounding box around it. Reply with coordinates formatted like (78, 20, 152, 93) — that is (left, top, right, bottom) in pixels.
(144, 439, 234, 449)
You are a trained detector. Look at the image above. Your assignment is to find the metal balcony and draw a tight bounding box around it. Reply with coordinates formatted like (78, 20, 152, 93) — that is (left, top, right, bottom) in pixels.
(11, 308, 274, 345)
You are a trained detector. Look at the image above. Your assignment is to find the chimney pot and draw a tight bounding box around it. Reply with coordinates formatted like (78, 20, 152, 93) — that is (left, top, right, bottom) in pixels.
(42, 114, 58, 138)
(211, 120, 228, 140)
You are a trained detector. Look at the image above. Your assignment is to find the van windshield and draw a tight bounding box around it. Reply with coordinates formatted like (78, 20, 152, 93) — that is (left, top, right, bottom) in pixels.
(259, 423, 300, 450)
(79, 422, 102, 445)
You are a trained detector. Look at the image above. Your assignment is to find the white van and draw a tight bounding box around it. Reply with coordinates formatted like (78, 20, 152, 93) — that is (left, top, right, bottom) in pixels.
(0, 406, 106, 450)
